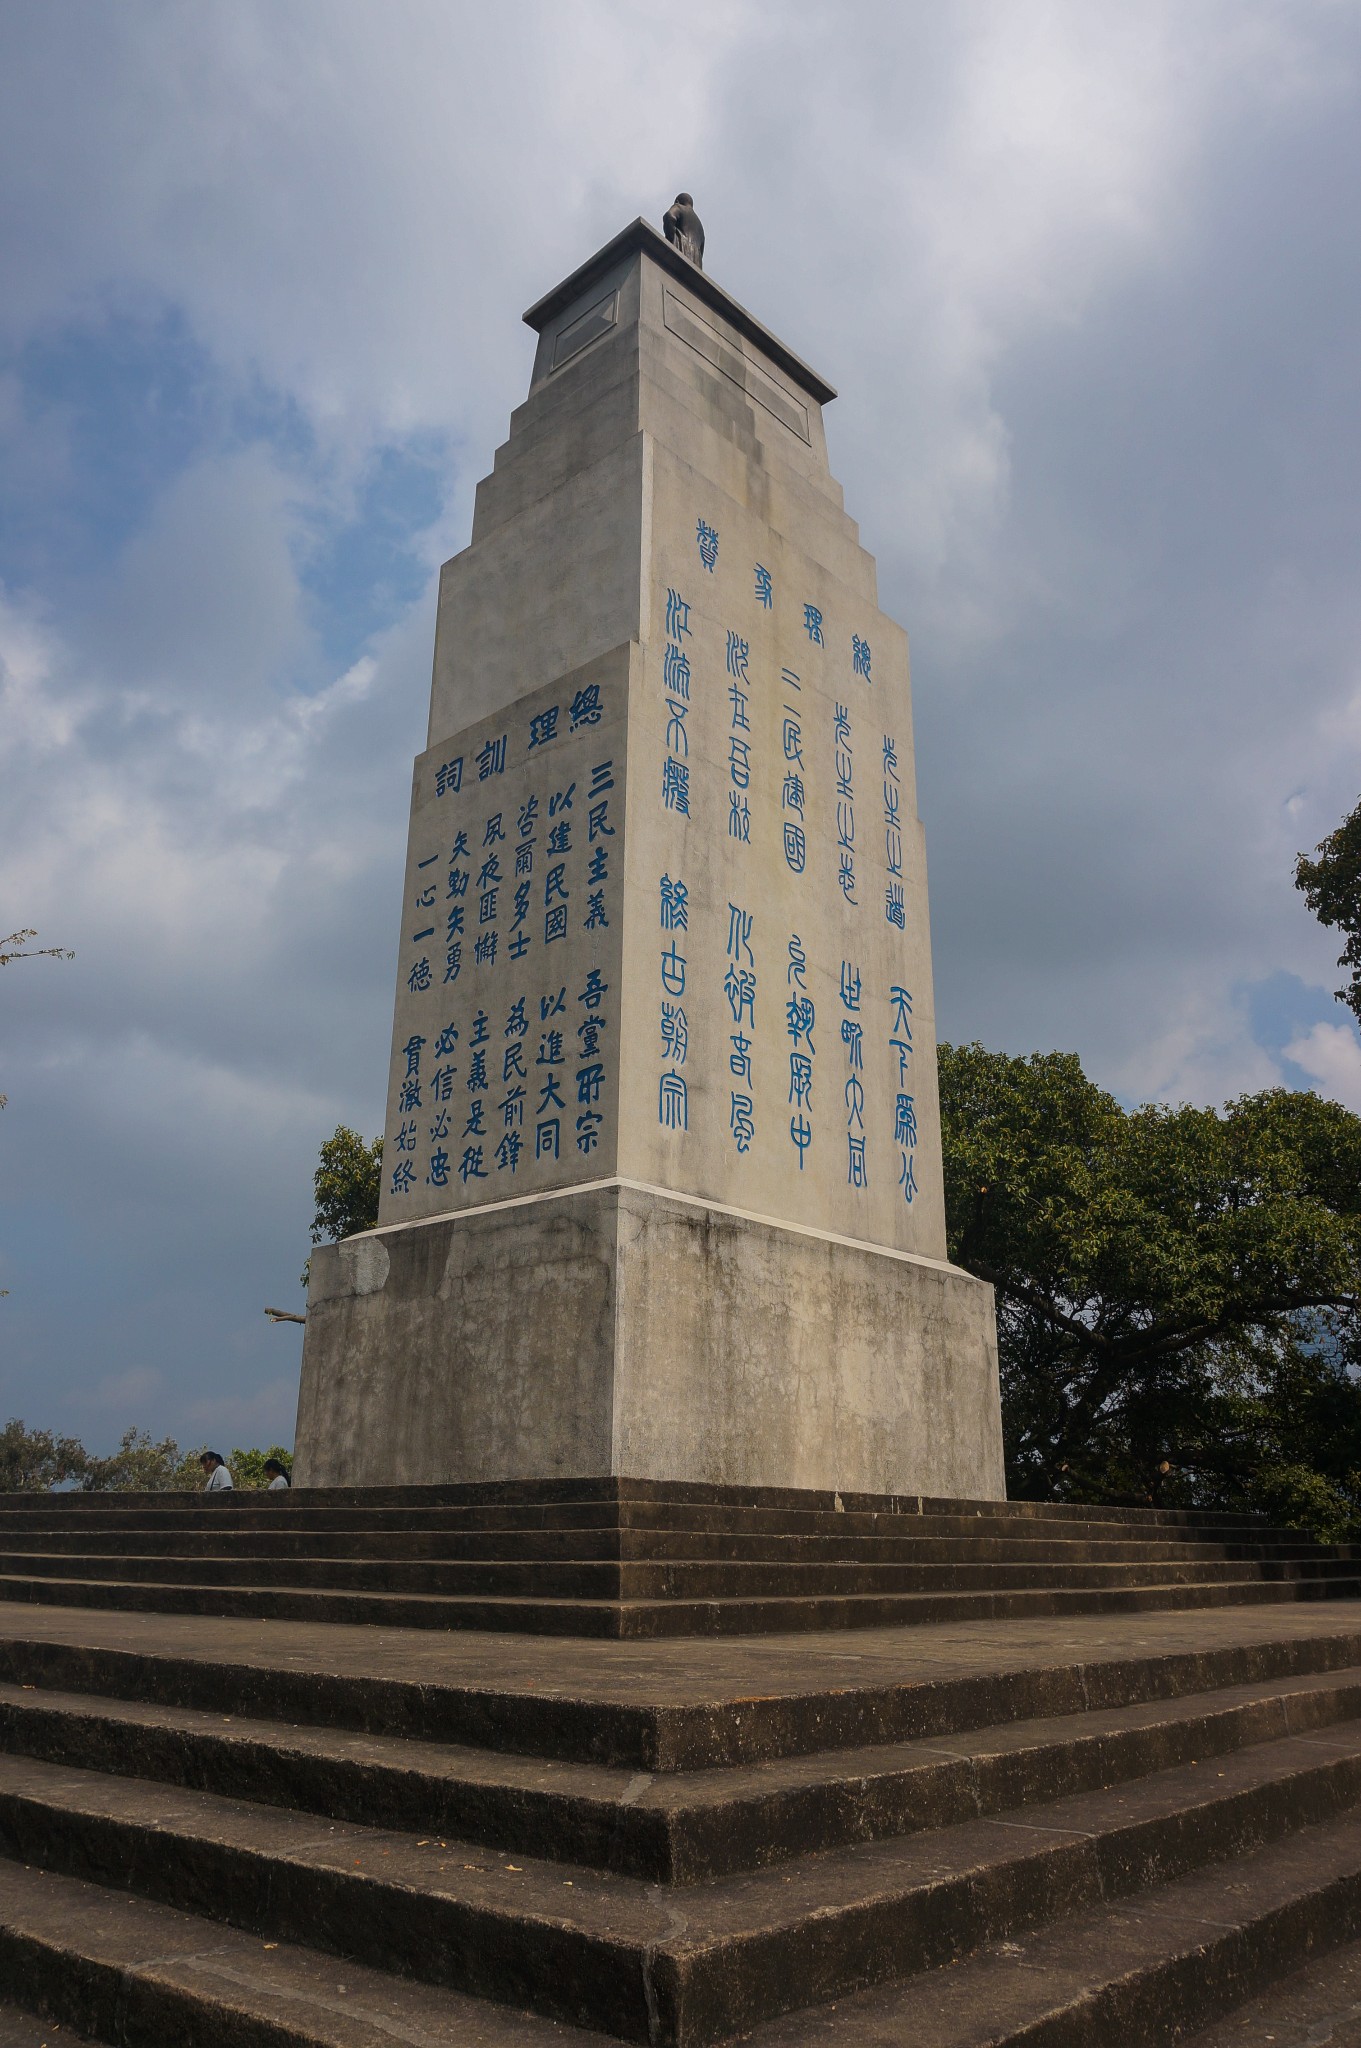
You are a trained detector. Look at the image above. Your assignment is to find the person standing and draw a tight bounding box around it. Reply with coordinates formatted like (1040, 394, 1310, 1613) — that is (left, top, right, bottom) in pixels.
(264, 1458, 290, 1491)
(199, 1451, 233, 1491)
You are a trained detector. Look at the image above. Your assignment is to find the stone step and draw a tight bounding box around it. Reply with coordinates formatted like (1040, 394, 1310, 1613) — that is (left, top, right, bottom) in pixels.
(0, 1860, 602, 2047)
(2, 1718, 1361, 2044)
(0, 1998, 96, 2046)
(0, 1523, 1333, 1564)
(1182, 1927, 1361, 2045)
(0, 1476, 1291, 1526)
(739, 1805, 1361, 2047)
(1, 1547, 1351, 1599)
(1, 1565, 1358, 1640)
(8, 1603, 1361, 1771)
(4, 1664, 1361, 1883)
(0, 1493, 1309, 1542)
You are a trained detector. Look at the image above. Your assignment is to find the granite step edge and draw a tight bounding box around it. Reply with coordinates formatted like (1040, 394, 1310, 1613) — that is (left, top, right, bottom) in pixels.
(5, 1664, 1361, 1883)
(4, 1723, 1361, 2043)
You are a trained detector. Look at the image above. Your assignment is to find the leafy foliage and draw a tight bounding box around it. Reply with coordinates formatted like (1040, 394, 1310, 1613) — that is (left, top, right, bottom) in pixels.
(0, 1420, 294, 1494)
(0, 1418, 88, 1490)
(1297, 796, 1361, 1024)
(938, 1042, 1361, 1532)
(311, 1126, 383, 1245)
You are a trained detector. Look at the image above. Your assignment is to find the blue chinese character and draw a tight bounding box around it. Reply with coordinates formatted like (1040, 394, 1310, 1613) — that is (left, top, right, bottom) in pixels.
(790, 1113, 812, 1168)
(468, 1050, 488, 1092)
(576, 1063, 605, 1106)
(782, 715, 804, 766)
(496, 1130, 522, 1173)
(782, 771, 805, 817)
(518, 797, 539, 838)
(536, 1118, 560, 1160)
(434, 1023, 460, 1057)
(885, 882, 906, 929)
(666, 698, 689, 757)
(427, 1147, 451, 1188)
(429, 1109, 451, 1141)
(852, 635, 872, 681)
(724, 965, 756, 1027)
(789, 1054, 813, 1110)
(659, 1070, 689, 1130)
(395, 1119, 418, 1153)
(729, 1032, 753, 1083)
(726, 631, 749, 681)
(729, 684, 750, 731)
(899, 1150, 918, 1203)
(729, 737, 751, 788)
(407, 957, 432, 993)
(665, 588, 692, 638)
(726, 904, 754, 962)
(754, 564, 773, 608)
(569, 685, 602, 728)
(663, 642, 691, 698)
(483, 814, 505, 846)
(895, 1094, 918, 1146)
(476, 735, 507, 780)
(696, 519, 719, 573)
(730, 1092, 755, 1154)
(841, 1018, 864, 1069)
(662, 758, 690, 814)
(729, 794, 751, 841)
(783, 823, 806, 872)
(845, 1071, 865, 1131)
(584, 890, 608, 929)
(660, 875, 689, 929)
(847, 1135, 868, 1188)
(660, 1002, 688, 1063)
(804, 604, 823, 645)
(390, 1160, 416, 1194)
(443, 944, 462, 983)
(473, 931, 498, 965)
(786, 996, 815, 1050)
(540, 989, 565, 1020)
(788, 935, 807, 988)
(544, 905, 568, 944)
(459, 1145, 487, 1183)
(661, 942, 687, 995)
(838, 851, 857, 902)
(528, 707, 559, 749)
(890, 985, 914, 1034)
(435, 757, 463, 797)
(580, 967, 609, 1009)
(402, 1035, 426, 1077)
(840, 963, 862, 1011)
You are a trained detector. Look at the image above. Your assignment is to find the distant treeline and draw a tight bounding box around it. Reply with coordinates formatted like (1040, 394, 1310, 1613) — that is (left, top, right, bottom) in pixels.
(0, 1421, 293, 1493)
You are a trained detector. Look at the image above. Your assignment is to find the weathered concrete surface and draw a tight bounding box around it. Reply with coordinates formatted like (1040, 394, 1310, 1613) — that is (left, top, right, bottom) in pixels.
(299, 216, 1004, 1497)
(296, 1182, 1003, 1495)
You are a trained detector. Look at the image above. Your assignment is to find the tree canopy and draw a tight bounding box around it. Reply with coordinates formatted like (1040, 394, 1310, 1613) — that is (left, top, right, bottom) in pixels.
(0, 1421, 292, 1493)
(937, 1042, 1361, 1534)
(1296, 795, 1361, 1025)
(311, 1125, 383, 1246)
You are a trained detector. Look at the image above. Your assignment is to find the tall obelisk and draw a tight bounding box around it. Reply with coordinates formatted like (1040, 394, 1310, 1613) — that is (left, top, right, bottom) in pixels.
(294, 214, 1004, 1496)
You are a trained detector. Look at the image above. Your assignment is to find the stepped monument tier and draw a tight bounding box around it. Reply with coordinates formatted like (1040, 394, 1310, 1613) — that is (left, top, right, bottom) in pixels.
(294, 215, 1006, 1494)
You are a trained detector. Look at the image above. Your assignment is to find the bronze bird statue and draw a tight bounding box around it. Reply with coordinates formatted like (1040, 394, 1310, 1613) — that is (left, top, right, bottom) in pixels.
(663, 192, 704, 269)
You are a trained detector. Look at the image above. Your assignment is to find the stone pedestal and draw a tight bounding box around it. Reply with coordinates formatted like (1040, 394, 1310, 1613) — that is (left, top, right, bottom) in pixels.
(294, 218, 1005, 1497)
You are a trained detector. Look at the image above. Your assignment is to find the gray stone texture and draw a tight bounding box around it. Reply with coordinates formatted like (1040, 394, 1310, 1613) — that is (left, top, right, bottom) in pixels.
(295, 218, 1004, 1496)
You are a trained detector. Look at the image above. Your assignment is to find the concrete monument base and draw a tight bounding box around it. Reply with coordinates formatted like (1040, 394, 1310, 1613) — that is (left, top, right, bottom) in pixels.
(293, 1180, 1005, 1496)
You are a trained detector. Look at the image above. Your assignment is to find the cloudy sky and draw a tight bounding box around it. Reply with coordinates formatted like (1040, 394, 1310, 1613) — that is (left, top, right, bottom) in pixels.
(2, 1, 1359, 1454)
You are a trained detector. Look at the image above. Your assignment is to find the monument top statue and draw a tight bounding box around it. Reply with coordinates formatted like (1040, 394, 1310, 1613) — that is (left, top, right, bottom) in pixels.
(663, 191, 704, 268)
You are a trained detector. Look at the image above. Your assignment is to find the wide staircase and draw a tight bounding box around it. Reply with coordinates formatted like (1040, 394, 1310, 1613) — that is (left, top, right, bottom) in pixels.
(0, 1476, 1356, 1635)
(1, 1480, 1361, 2043)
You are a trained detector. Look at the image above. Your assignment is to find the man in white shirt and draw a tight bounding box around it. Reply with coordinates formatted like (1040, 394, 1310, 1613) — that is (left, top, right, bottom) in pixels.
(199, 1451, 233, 1491)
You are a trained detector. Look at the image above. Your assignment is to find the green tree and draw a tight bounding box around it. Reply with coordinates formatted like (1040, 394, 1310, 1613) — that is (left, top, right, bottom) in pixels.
(0, 1418, 88, 1490)
(937, 1042, 1361, 1528)
(1297, 796, 1361, 1025)
(311, 1126, 383, 1246)
(81, 1428, 203, 1491)
(230, 1444, 293, 1488)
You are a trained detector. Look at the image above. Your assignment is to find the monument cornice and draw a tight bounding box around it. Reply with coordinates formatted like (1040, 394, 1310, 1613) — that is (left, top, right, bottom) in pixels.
(522, 216, 838, 407)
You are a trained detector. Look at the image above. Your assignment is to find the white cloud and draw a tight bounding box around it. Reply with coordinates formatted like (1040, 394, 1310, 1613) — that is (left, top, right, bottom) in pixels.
(1284, 1020, 1361, 1113)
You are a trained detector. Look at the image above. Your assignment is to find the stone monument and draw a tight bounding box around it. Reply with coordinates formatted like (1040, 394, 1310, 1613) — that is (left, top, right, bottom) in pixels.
(294, 212, 1005, 1496)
